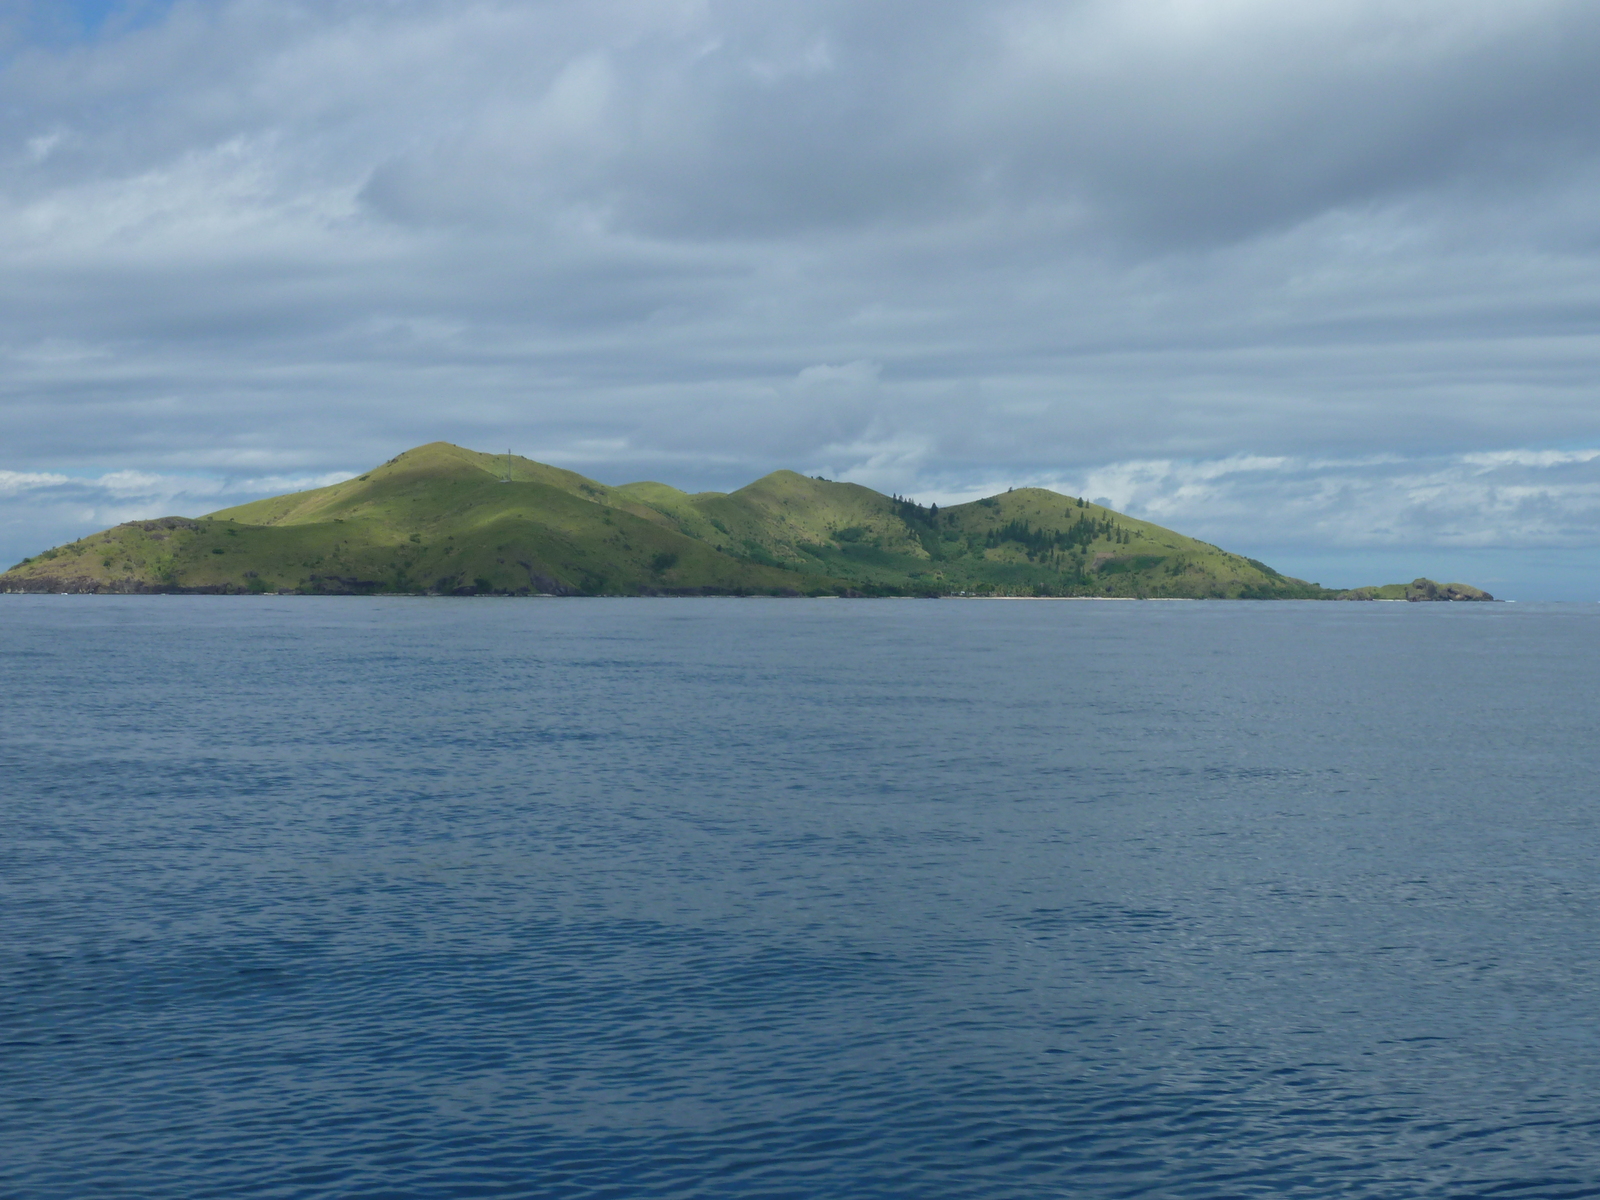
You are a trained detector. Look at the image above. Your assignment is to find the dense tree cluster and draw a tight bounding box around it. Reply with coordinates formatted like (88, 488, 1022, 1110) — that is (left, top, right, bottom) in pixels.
(892, 495, 937, 527)
(984, 516, 1125, 554)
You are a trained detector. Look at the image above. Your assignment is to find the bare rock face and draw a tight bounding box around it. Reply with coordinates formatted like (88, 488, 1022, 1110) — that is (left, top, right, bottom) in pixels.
(1404, 578, 1494, 602)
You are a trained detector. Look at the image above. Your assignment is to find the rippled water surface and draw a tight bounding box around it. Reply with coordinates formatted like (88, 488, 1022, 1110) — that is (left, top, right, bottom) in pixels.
(5, 596, 1600, 1198)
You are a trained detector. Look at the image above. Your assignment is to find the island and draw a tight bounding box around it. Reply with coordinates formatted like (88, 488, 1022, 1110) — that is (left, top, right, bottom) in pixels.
(0, 442, 1493, 601)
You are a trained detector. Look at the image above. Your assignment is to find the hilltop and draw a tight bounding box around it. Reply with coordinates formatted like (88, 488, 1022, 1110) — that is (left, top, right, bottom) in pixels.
(0, 442, 1491, 600)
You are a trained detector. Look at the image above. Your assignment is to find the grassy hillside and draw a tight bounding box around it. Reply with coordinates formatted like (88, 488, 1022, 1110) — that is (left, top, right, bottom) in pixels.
(0, 445, 811, 597)
(0, 442, 1490, 599)
(606, 468, 1334, 597)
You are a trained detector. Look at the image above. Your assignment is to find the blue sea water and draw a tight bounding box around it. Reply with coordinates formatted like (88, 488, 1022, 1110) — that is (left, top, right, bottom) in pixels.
(3, 596, 1600, 1199)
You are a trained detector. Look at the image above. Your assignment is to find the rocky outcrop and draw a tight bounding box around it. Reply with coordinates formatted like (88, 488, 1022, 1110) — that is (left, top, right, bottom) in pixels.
(1403, 578, 1493, 602)
(1339, 578, 1495, 601)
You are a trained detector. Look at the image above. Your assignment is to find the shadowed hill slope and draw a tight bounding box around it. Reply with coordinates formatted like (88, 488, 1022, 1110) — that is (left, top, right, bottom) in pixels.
(0, 442, 1491, 599)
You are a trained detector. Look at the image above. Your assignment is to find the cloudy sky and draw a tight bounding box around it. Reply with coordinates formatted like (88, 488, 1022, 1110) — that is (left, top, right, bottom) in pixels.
(3, 0, 1599, 596)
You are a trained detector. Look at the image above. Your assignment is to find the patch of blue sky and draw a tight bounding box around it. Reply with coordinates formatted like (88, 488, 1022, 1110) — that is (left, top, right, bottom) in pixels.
(15, 0, 179, 46)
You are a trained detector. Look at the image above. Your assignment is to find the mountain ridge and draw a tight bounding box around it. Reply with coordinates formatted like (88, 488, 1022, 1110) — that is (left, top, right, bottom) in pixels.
(0, 442, 1493, 601)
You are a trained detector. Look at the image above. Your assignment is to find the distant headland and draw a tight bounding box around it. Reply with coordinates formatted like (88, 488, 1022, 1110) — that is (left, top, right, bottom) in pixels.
(0, 442, 1493, 601)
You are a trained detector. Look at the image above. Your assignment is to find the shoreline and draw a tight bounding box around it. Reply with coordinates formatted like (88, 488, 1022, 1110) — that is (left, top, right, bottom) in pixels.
(3, 590, 1491, 603)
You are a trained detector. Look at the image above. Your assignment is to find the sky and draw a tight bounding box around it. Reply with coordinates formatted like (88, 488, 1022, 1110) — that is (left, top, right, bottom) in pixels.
(3, 0, 1599, 598)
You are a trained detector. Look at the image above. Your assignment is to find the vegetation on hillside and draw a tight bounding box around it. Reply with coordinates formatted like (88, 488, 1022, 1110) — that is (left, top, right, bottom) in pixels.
(0, 442, 1492, 600)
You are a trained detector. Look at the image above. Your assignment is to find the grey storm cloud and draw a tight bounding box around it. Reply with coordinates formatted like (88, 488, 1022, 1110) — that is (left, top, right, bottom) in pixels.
(3, 0, 1600, 593)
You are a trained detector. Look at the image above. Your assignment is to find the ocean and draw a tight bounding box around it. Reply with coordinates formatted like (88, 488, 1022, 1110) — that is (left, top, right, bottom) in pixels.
(4, 596, 1599, 1198)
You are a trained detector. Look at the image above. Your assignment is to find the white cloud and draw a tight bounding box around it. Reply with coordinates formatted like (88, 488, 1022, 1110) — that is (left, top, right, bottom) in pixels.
(795, 361, 881, 389)
(0, 469, 73, 495)
(0, 466, 350, 555)
(1459, 448, 1600, 470)
(998, 449, 1600, 549)
(24, 130, 63, 162)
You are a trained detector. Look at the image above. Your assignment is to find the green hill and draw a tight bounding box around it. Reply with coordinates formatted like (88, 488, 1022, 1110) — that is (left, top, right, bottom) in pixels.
(0, 442, 1491, 600)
